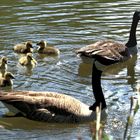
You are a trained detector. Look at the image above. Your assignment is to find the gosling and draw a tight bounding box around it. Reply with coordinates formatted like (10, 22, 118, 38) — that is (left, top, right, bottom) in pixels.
(0, 56, 8, 70)
(37, 40, 60, 55)
(19, 53, 37, 67)
(14, 41, 33, 53)
(0, 72, 15, 87)
(0, 56, 8, 77)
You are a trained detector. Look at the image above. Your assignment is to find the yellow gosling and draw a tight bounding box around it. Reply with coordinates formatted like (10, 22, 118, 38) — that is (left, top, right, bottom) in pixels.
(14, 41, 33, 53)
(19, 53, 37, 67)
(37, 40, 60, 55)
(0, 56, 8, 70)
(0, 56, 8, 77)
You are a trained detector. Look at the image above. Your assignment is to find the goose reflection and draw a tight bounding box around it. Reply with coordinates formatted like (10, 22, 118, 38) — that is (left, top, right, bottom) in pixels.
(78, 54, 137, 86)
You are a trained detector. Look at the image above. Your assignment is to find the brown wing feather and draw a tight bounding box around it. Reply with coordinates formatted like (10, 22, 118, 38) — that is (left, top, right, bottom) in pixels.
(0, 91, 82, 117)
(76, 40, 130, 63)
(2, 91, 71, 99)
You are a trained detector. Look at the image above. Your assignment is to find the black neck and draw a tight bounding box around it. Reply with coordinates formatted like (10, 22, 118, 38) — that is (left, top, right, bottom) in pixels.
(125, 18, 139, 47)
(92, 63, 106, 106)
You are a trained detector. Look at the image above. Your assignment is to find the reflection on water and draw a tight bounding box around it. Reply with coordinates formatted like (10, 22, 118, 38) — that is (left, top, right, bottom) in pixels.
(0, 0, 140, 139)
(78, 54, 137, 84)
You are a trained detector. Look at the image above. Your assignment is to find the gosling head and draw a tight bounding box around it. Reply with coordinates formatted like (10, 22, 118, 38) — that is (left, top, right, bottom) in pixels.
(1, 56, 8, 64)
(26, 53, 37, 67)
(26, 53, 33, 60)
(0, 56, 8, 70)
(4, 72, 15, 80)
(37, 40, 47, 49)
(26, 41, 33, 49)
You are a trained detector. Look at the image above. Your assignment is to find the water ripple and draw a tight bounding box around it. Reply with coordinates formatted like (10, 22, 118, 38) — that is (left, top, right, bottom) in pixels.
(0, 0, 140, 139)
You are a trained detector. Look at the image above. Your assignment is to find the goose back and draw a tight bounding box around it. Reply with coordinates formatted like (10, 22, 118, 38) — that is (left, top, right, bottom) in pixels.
(76, 40, 131, 65)
(0, 91, 106, 123)
(38, 46, 60, 55)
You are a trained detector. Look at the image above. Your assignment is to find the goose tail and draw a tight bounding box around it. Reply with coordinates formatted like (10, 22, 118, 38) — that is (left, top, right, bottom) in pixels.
(0, 91, 35, 116)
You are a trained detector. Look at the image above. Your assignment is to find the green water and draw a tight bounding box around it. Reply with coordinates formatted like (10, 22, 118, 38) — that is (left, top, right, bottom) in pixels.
(0, 0, 140, 139)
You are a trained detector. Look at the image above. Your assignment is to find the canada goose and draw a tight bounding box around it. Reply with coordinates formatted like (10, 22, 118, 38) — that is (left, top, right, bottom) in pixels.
(19, 53, 37, 67)
(0, 72, 15, 87)
(76, 11, 140, 68)
(0, 63, 106, 123)
(37, 40, 60, 55)
(14, 41, 33, 53)
(0, 91, 106, 123)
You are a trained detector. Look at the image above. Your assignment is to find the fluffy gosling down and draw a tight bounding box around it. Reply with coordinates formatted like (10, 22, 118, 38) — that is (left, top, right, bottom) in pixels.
(19, 53, 37, 67)
(14, 41, 33, 53)
(0, 72, 15, 87)
(37, 40, 60, 55)
(0, 56, 8, 70)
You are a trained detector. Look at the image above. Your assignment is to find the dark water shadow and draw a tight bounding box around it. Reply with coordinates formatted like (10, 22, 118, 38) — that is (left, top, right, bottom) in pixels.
(0, 115, 107, 132)
(0, 117, 79, 130)
(78, 55, 137, 87)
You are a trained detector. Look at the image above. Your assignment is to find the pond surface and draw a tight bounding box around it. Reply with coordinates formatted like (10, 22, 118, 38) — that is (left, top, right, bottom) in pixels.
(0, 0, 140, 139)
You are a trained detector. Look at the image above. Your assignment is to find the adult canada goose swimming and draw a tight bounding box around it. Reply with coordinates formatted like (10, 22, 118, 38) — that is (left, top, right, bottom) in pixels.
(37, 40, 60, 56)
(14, 41, 33, 53)
(0, 63, 106, 123)
(76, 11, 140, 68)
(0, 72, 15, 87)
(0, 91, 106, 123)
(19, 53, 37, 67)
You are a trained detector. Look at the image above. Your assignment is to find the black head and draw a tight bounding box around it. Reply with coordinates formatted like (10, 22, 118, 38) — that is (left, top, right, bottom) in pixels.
(133, 11, 140, 21)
